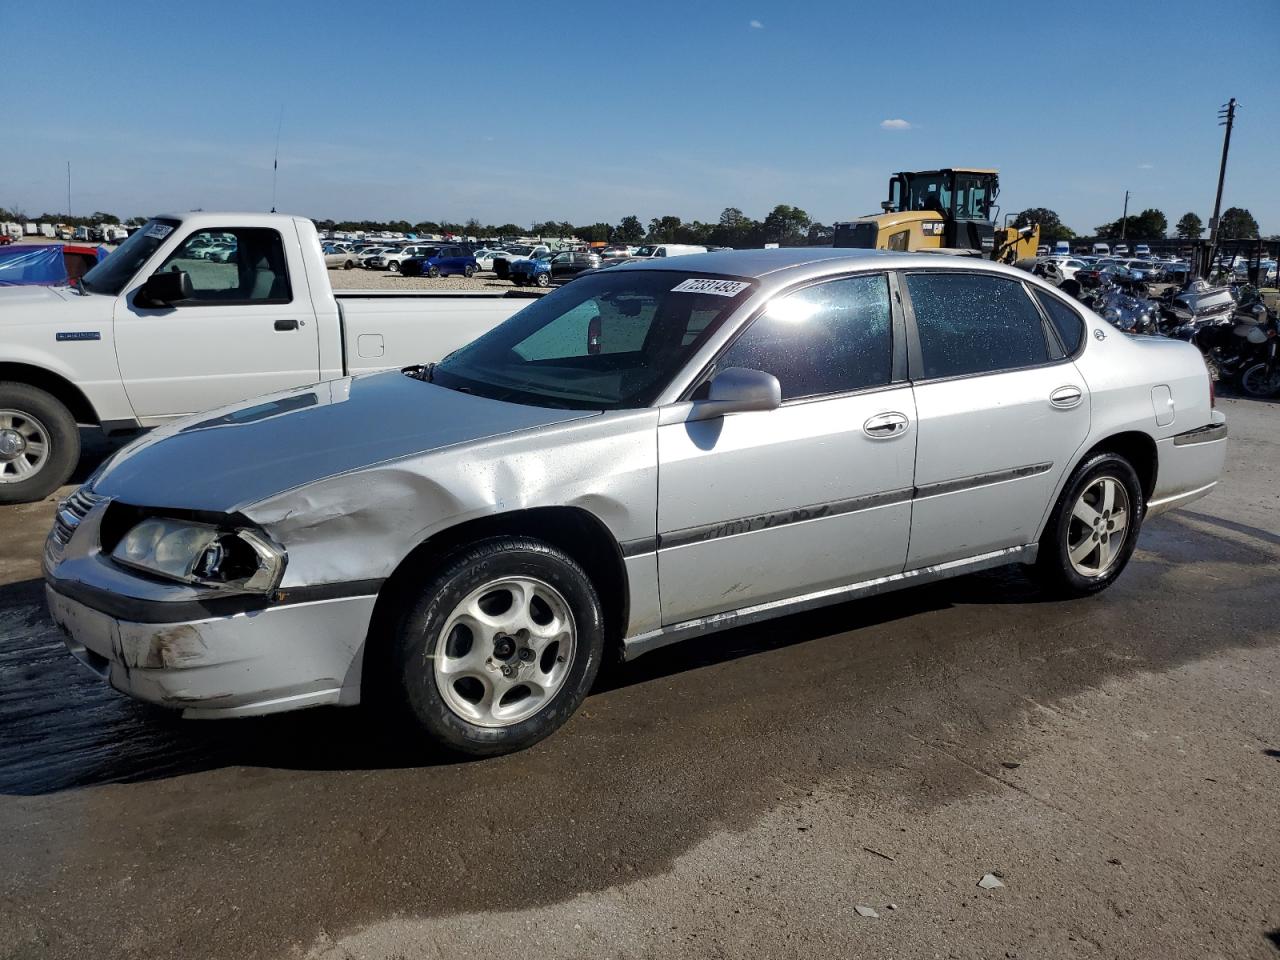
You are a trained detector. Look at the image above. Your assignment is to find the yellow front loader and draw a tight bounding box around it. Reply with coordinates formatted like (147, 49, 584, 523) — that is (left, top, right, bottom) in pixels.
(834, 168, 1039, 264)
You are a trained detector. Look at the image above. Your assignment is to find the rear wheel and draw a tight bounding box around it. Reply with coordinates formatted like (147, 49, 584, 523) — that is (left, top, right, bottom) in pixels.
(463, 265, 475, 278)
(1036, 452, 1143, 597)
(1240, 361, 1280, 398)
(343, 259, 354, 270)
(534, 272, 551, 287)
(391, 537, 604, 756)
(0, 383, 80, 504)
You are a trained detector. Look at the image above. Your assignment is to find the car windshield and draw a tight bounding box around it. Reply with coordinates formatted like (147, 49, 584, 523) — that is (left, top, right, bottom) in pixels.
(430, 270, 755, 410)
(80, 218, 180, 295)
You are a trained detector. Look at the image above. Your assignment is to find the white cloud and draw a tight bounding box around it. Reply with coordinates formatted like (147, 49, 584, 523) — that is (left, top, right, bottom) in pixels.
(749, 19, 763, 28)
(1138, 163, 1154, 169)
(880, 118, 912, 130)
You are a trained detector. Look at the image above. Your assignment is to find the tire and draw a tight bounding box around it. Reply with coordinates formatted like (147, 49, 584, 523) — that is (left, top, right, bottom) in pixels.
(343, 260, 354, 270)
(1240, 361, 1280, 398)
(534, 272, 551, 287)
(426, 266, 440, 279)
(463, 265, 475, 278)
(391, 536, 605, 757)
(388, 261, 401, 274)
(1035, 452, 1144, 598)
(0, 383, 80, 504)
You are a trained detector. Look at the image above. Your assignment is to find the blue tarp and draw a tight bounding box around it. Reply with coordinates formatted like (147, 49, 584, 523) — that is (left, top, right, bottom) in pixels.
(0, 244, 108, 286)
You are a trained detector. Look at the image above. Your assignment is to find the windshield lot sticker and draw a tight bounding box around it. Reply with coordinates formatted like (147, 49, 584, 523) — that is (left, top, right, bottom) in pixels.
(671, 278, 750, 297)
(144, 223, 174, 240)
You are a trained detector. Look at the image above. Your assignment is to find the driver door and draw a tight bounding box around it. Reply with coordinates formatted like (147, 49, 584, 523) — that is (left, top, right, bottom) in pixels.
(113, 225, 320, 422)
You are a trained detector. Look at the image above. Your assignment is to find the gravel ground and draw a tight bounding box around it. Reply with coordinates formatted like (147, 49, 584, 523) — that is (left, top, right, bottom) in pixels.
(0, 398, 1277, 959)
(327, 266, 525, 293)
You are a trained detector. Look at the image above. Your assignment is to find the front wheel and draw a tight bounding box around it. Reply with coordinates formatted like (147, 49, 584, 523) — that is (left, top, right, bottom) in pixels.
(534, 272, 551, 287)
(1240, 361, 1280, 398)
(1035, 452, 1144, 598)
(463, 265, 475, 278)
(426, 266, 440, 279)
(391, 537, 605, 756)
(343, 260, 354, 270)
(0, 383, 80, 504)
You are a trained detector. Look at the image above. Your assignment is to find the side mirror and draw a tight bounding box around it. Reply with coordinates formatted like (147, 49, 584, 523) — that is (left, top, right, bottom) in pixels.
(688, 367, 781, 422)
(136, 270, 192, 308)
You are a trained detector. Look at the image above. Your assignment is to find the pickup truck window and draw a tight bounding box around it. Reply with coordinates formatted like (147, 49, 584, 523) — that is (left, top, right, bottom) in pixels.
(156, 227, 293, 305)
(431, 271, 755, 410)
(80, 217, 181, 295)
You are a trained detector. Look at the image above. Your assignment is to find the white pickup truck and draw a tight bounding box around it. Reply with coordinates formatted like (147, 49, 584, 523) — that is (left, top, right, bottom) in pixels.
(0, 212, 541, 502)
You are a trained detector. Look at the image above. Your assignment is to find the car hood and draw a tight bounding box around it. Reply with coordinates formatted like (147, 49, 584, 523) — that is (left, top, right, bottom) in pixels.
(89, 371, 597, 513)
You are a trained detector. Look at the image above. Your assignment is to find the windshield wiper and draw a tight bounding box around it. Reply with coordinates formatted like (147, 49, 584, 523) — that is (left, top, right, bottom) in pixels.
(404, 362, 436, 382)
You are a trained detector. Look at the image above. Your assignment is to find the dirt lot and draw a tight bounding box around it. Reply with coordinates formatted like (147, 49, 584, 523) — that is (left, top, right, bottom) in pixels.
(0, 398, 1277, 960)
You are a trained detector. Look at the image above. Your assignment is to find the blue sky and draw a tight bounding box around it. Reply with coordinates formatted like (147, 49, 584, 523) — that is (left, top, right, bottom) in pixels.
(5, 0, 1278, 234)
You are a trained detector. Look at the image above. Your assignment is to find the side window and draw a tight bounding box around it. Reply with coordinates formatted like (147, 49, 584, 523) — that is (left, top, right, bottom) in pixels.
(716, 274, 893, 401)
(156, 228, 292, 304)
(1034, 289, 1086, 354)
(905, 273, 1049, 379)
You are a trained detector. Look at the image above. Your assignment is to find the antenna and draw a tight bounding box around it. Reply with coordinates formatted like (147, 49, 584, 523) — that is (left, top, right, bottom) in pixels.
(270, 107, 284, 213)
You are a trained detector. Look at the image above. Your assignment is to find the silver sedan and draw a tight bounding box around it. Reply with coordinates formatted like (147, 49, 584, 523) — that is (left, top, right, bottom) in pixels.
(45, 250, 1227, 755)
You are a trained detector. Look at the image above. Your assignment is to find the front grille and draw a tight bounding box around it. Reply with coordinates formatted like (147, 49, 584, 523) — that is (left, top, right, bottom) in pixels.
(51, 487, 103, 547)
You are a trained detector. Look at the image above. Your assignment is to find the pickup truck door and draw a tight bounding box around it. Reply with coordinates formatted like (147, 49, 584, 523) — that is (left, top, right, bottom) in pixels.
(656, 272, 916, 624)
(113, 224, 321, 422)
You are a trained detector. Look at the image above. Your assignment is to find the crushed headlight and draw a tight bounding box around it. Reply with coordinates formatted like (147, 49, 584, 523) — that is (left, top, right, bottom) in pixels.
(111, 518, 285, 593)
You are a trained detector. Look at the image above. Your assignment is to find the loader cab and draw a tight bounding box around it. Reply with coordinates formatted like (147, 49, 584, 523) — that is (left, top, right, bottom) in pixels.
(896, 168, 998, 253)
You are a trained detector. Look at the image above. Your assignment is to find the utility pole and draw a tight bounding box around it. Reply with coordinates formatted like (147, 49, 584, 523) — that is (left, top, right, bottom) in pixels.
(66, 161, 71, 219)
(1120, 190, 1130, 240)
(1206, 97, 1238, 276)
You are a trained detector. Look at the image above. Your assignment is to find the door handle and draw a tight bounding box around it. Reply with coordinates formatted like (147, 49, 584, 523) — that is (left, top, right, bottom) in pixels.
(274, 318, 299, 331)
(863, 412, 909, 438)
(1049, 385, 1083, 409)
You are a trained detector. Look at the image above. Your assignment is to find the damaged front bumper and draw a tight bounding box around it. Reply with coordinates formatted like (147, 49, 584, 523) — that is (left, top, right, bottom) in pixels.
(45, 583, 376, 717)
(43, 494, 380, 718)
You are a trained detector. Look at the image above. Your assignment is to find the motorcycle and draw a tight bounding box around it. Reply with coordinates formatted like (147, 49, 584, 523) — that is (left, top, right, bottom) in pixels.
(1086, 283, 1161, 335)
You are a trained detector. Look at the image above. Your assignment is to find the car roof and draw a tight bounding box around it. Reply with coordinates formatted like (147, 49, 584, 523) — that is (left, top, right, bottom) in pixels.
(611, 246, 1030, 281)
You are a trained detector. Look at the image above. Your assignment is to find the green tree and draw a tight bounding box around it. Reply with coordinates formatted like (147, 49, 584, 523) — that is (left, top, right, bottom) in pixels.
(1013, 208, 1074, 244)
(616, 215, 644, 243)
(761, 204, 811, 245)
(1175, 212, 1203, 239)
(1217, 207, 1259, 239)
(575, 222, 614, 242)
(647, 215, 684, 241)
(493, 223, 522, 237)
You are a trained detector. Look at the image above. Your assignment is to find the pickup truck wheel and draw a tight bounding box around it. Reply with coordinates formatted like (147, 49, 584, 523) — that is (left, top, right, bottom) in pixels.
(534, 272, 551, 287)
(1035, 452, 1144, 598)
(392, 536, 604, 757)
(426, 266, 440, 279)
(0, 383, 80, 504)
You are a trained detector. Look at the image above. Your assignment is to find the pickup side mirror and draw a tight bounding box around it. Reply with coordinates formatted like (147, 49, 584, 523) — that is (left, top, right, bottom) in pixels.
(687, 367, 781, 422)
(136, 269, 192, 308)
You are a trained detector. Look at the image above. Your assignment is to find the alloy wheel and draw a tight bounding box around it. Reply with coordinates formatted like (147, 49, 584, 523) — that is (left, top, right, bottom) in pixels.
(0, 409, 51, 484)
(433, 577, 577, 727)
(1066, 476, 1130, 577)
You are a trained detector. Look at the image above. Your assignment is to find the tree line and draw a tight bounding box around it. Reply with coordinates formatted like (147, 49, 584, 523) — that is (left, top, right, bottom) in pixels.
(2, 203, 1268, 247)
(1013, 206, 1264, 244)
(313, 204, 833, 246)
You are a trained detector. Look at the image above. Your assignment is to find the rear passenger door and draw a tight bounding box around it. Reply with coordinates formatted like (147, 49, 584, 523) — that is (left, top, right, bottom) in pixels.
(901, 271, 1090, 567)
(656, 273, 917, 624)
